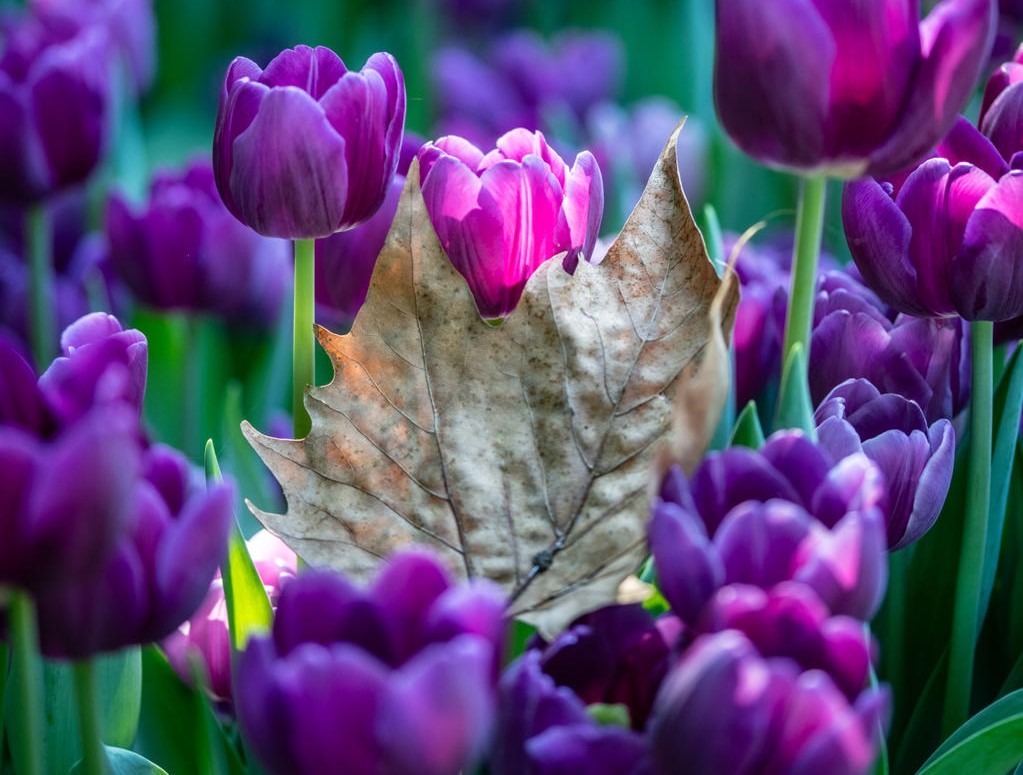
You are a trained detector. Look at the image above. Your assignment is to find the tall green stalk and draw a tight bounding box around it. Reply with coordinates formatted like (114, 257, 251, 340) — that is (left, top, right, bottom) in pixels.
(781, 176, 827, 368)
(292, 239, 316, 438)
(72, 660, 109, 775)
(8, 589, 43, 775)
(27, 204, 55, 367)
(944, 320, 994, 735)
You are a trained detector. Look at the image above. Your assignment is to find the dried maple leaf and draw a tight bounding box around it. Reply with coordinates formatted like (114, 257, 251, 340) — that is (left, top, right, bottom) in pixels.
(243, 121, 737, 635)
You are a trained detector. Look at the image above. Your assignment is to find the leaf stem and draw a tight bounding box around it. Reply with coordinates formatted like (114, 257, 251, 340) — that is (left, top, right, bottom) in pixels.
(27, 203, 55, 368)
(292, 239, 316, 438)
(944, 319, 994, 735)
(8, 589, 44, 775)
(72, 660, 109, 775)
(781, 175, 827, 367)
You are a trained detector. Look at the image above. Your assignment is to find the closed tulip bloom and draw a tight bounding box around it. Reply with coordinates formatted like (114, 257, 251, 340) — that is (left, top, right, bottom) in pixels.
(237, 551, 508, 775)
(107, 160, 291, 327)
(162, 530, 298, 701)
(844, 117, 1023, 321)
(714, 0, 997, 177)
(648, 630, 886, 775)
(34, 443, 234, 658)
(816, 379, 955, 549)
(214, 46, 405, 239)
(0, 14, 111, 203)
(979, 44, 1023, 160)
(419, 129, 603, 319)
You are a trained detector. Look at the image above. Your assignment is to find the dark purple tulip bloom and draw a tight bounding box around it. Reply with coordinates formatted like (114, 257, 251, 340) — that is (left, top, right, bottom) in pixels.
(419, 129, 603, 319)
(315, 133, 424, 332)
(979, 44, 1023, 160)
(237, 551, 507, 775)
(214, 46, 405, 239)
(491, 652, 654, 775)
(0, 14, 110, 203)
(815, 379, 955, 550)
(106, 160, 291, 327)
(844, 116, 1023, 321)
(34, 443, 234, 658)
(651, 431, 888, 621)
(31, 0, 155, 95)
(0, 404, 138, 592)
(38, 311, 147, 427)
(528, 603, 672, 729)
(810, 280, 970, 422)
(715, 0, 996, 177)
(648, 630, 886, 775)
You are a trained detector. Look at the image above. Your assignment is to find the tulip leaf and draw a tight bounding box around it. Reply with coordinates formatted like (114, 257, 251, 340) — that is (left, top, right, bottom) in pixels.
(70, 747, 169, 775)
(204, 440, 273, 654)
(979, 346, 1023, 624)
(243, 123, 736, 635)
(773, 344, 817, 438)
(916, 688, 1023, 775)
(730, 401, 766, 449)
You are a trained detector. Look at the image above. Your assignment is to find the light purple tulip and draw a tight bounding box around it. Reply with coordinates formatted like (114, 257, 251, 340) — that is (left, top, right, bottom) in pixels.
(715, 0, 997, 177)
(419, 128, 603, 319)
(979, 44, 1023, 160)
(214, 46, 405, 239)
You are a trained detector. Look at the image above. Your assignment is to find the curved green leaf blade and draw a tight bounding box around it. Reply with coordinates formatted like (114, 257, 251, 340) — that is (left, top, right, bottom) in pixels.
(70, 747, 168, 775)
(917, 688, 1023, 775)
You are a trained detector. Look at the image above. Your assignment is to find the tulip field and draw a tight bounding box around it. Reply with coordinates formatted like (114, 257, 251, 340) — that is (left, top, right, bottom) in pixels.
(3, 0, 1023, 773)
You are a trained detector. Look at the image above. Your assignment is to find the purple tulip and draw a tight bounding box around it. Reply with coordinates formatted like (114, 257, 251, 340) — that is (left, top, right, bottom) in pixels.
(106, 160, 291, 327)
(31, 0, 155, 95)
(491, 651, 653, 775)
(315, 133, 424, 332)
(979, 44, 1023, 160)
(844, 116, 1023, 321)
(0, 403, 138, 592)
(0, 336, 52, 433)
(237, 550, 508, 775)
(214, 46, 406, 239)
(162, 530, 297, 701)
(418, 128, 603, 319)
(815, 379, 955, 550)
(651, 431, 889, 622)
(648, 630, 886, 775)
(34, 443, 234, 658)
(37, 311, 147, 427)
(0, 12, 111, 203)
(527, 603, 673, 730)
(714, 0, 996, 176)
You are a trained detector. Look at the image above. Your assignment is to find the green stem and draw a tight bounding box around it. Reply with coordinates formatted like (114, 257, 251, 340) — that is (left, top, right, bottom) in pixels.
(0, 631, 7, 764)
(72, 660, 108, 775)
(781, 176, 827, 365)
(8, 589, 43, 775)
(184, 316, 202, 460)
(944, 319, 994, 735)
(292, 239, 316, 438)
(26, 204, 55, 368)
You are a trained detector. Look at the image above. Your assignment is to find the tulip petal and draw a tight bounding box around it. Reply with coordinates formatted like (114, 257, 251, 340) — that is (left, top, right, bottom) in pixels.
(713, 0, 834, 170)
(649, 500, 724, 625)
(867, 0, 997, 174)
(953, 170, 1023, 320)
(229, 87, 349, 238)
(843, 178, 923, 316)
(556, 151, 603, 272)
(259, 46, 348, 98)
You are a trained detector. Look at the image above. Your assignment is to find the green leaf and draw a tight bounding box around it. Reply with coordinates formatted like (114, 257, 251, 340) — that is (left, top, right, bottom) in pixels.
(979, 347, 1023, 624)
(917, 688, 1023, 775)
(773, 343, 817, 438)
(221, 382, 278, 536)
(896, 651, 950, 775)
(586, 703, 631, 728)
(204, 441, 273, 654)
(730, 401, 766, 449)
(70, 747, 168, 775)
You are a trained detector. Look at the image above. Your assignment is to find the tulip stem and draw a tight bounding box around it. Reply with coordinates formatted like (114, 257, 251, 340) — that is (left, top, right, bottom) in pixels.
(8, 589, 44, 775)
(73, 660, 109, 775)
(26, 204, 55, 368)
(944, 319, 993, 735)
(292, 239, 316, 438)
(781, 175, 827, 371)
